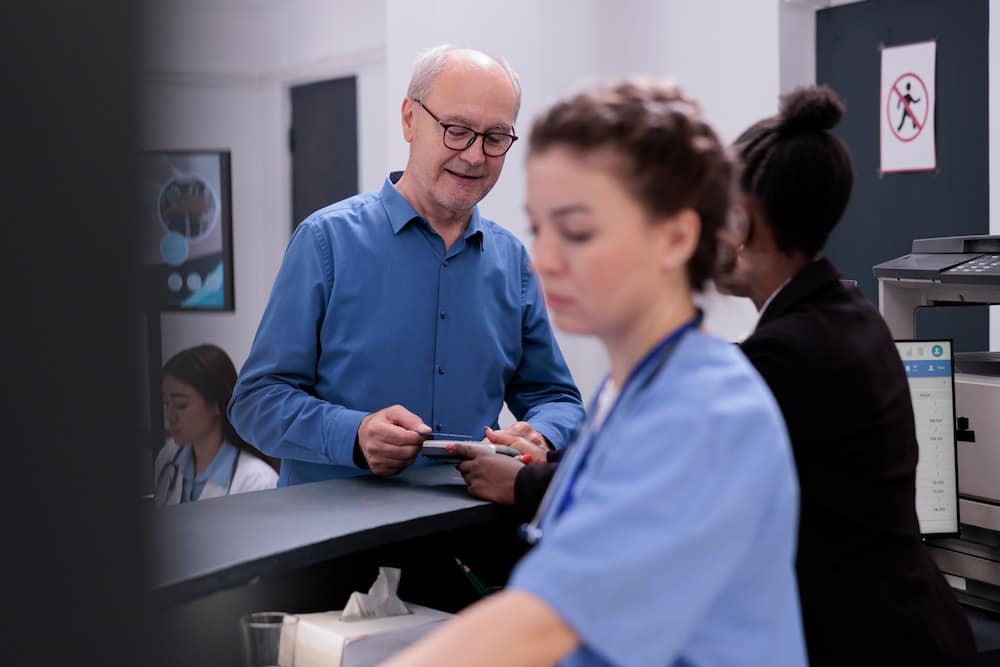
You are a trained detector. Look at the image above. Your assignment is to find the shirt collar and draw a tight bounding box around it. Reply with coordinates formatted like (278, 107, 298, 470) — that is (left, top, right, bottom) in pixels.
(381, 171, 485, 248)
(176, 440, 238, 486)
(759, 275, 793, 319)
(759, 257, 831, 320)
(198, 440, 239, 488)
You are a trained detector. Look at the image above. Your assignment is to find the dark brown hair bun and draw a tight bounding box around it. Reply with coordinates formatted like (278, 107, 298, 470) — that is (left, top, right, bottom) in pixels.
(778, 85, 845, 135)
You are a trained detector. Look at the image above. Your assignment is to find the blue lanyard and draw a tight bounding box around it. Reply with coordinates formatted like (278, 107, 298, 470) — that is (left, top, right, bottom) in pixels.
(521, 311, 702, 543)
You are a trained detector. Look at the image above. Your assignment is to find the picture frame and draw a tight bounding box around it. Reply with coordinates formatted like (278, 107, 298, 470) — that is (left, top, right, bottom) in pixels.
(139, 149, 235, 312)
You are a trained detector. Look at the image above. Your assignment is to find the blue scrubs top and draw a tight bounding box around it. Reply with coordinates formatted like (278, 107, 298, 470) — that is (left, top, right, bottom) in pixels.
(510, 331, 806, 666)
(176, 440, 239, 503)
(229, 172, 584, 485)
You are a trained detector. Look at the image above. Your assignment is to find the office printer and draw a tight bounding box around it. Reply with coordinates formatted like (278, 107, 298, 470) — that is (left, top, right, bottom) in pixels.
(875, 235, 1000, 613)
(873, 234, 1000, 283)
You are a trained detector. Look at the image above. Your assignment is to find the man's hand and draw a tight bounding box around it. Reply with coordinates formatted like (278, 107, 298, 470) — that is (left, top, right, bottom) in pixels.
(452, 443, 527, 505)
(357, 405, 429, 476)
(484, 423, 549, 464)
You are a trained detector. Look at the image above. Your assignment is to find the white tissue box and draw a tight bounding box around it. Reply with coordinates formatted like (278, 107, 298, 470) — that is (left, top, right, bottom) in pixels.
(294, 604, 453, 667)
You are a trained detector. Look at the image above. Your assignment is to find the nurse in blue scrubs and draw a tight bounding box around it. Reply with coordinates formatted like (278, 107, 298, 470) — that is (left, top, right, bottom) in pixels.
(387, 78, 806, 667)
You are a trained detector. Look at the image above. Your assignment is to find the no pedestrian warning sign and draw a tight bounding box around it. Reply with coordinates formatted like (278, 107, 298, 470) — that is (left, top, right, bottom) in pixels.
(880, 40, 936, 173)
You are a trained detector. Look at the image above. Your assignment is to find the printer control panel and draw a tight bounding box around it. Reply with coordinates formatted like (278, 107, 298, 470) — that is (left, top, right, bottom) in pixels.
(943, 254, 1000, 276)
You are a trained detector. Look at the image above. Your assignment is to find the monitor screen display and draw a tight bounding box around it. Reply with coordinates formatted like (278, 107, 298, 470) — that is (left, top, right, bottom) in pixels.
(895, 339, 960, 535)
(139, 150, 234, 311)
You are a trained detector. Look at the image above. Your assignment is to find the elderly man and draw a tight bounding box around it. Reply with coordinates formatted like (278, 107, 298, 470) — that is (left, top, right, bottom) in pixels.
(230, 45, 583, 485)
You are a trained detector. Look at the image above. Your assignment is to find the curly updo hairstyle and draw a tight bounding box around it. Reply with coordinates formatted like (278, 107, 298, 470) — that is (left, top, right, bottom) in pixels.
(528, 78, 734, 290)
(734, 85, 853, 256)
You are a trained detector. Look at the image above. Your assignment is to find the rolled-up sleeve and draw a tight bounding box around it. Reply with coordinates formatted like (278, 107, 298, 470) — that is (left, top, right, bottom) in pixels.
(228, 221, 366, 469)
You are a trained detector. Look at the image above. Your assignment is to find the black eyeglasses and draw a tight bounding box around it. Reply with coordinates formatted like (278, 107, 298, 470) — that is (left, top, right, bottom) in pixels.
(413, 98, 518, 157)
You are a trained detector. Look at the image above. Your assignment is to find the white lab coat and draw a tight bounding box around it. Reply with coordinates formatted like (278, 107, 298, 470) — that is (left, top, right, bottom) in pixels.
(152, 438, 278, 507)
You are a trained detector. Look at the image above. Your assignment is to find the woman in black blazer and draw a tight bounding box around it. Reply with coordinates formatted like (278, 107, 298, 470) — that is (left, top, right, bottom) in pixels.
(723, 85, 976, 667)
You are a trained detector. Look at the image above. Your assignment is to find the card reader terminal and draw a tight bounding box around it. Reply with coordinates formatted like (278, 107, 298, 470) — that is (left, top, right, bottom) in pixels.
(421, 440, 521, 460)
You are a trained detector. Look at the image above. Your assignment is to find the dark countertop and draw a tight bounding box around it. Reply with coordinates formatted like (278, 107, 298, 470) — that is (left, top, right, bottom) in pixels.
(148, 466, 501, 606)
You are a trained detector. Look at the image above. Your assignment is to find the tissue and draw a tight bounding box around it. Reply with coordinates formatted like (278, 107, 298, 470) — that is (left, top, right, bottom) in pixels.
(340, 567, 412, 620)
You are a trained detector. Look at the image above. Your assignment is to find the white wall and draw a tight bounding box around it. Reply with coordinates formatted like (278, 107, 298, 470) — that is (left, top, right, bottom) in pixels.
(142, 0, 387, 369)
(593, 0, 785, 342)
(781, 1, 818, 94)
(266, 1, 388, 194)
(148, 0, 995, 394)
(595, 0, 782, 142)
(143, 81, 287, 369)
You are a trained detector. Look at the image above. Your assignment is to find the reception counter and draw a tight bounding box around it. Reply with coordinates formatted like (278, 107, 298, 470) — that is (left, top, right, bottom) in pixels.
(147, 466, 522, 666)
(148, 465, 505, 606)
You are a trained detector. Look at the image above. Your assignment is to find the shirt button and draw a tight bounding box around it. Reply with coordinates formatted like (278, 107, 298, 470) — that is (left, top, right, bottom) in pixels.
(442, 260, 449, 267)
(436, 423, 444, 430)
(440, 311, 448, 320)
(438, 366, 446, 375)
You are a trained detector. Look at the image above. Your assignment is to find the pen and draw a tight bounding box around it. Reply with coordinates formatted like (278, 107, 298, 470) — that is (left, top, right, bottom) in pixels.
(454, 556, 489, 597)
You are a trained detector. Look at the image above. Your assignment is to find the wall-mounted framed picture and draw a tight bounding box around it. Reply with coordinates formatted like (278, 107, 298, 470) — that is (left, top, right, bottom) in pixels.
(139, 150, 234, 311)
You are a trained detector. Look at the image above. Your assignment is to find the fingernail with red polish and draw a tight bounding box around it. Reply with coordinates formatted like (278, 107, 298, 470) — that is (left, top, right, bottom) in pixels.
(520, 454, 532, 463)
(445, 444, 454, 452)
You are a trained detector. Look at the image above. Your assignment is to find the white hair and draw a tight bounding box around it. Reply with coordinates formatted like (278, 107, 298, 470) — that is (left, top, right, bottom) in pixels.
(406, 44, 522, 121)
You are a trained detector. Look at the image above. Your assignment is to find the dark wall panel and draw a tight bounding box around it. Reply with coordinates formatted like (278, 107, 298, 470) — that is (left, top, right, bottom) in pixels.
(291, 76, 359, 228)
(817, 0, 989, 351)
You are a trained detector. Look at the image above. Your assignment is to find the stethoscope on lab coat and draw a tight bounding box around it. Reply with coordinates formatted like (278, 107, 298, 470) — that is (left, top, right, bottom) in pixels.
(154, 443, 241, 508)
(519, 311, 702, 545)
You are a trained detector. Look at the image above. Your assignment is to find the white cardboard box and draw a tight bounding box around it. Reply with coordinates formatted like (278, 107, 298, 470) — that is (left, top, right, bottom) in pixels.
(295, 604, 453, 667)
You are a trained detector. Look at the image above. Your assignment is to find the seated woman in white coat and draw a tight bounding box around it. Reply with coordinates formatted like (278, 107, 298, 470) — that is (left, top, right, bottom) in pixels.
(154, 344, 278, 507)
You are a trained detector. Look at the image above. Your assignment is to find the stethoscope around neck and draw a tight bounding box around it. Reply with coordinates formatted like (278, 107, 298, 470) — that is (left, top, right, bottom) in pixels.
(519, 311, 702, 546)
(154, 443, 240, 507)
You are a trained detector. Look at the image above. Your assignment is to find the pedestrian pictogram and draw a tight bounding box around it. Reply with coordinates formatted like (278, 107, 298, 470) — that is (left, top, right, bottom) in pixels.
(887, 73, 929, 142)
(880, 40, 936, 173)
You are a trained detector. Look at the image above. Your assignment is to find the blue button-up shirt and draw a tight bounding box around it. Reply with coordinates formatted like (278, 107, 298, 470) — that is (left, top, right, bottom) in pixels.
(229, 172, 584, 485)
(176, 440, 239, 502)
